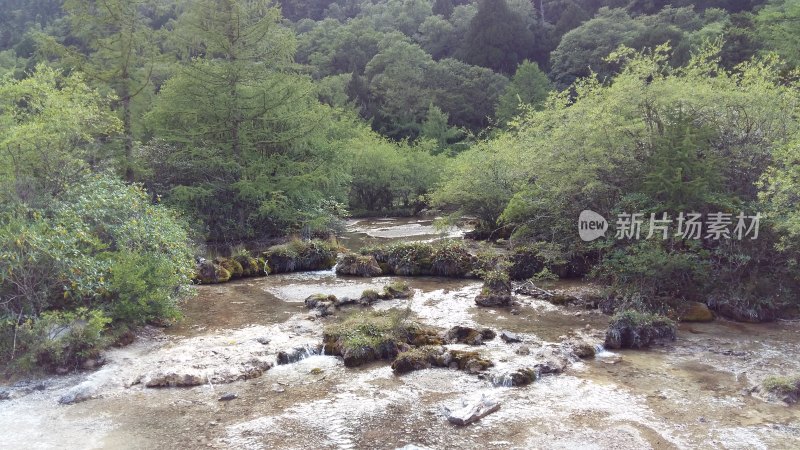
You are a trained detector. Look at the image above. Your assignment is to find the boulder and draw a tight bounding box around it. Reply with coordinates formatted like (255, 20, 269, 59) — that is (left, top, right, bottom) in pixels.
(475, 272, 514, 307)
(383, 281, 412, 299)
(445, 395, 501, 426)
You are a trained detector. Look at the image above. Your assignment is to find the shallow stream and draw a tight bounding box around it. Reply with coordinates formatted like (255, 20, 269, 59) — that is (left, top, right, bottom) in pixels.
(2, 217, 799, 449)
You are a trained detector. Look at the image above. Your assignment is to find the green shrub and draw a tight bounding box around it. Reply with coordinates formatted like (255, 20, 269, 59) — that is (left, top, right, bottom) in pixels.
(595, 241, 710, 300)
(106, 252, 185, 326)
(0, 174, 195, 370)
(12, 308, 111, 372)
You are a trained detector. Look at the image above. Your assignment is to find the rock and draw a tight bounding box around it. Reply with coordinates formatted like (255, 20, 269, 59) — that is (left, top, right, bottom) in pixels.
(194, 260, 231, 284)
(218, 392, 238, 401)
(335, 253, 382, 277)
(475, 293, 514, 307)
(391, 346, 447, 374)
(0, 389, 10, 401)
(271, 384, 285, 393)
(445, 395, 501, 426)
(449, 350, 494, 374)
(564, 338, 596, 358)
(494, 368, 537, 387)
(58, 381, 99, 405)
(500, 331, 521, 343)
(515, 345, 531, 356)
(548, 294, 578, 306)
(304, 294, 337, 309)
(233, 255, 260, 277)
(475, 272, 514, 307)
(215, 257, 244, 279)
(680, 301, 714, 322)
(256, 337, 271, 345)
(605, 310, 676, 349)
(142, 370, 205, 388)
(277, 345, 319, 365)
(444, 326, 496, 345)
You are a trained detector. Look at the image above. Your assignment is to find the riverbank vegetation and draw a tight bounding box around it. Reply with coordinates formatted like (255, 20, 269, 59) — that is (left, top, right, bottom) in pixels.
(1, 0, 799, 372)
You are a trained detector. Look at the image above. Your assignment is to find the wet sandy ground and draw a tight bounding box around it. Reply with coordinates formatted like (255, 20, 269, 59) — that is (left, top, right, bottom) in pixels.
(3, 220, 800, 449)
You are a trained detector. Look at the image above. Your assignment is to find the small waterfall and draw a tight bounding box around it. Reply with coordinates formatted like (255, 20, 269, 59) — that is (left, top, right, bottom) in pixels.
(593, 343, 618, 358)
(277, 344, 323, 365)
(490, 372, 514, 388)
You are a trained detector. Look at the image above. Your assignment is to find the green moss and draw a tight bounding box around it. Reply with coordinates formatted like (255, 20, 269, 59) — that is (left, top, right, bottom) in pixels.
(195, 261, 231, 284)
(323, 309, 435, 367)
(358, 240, 479, 278)
(233, 254, 260, 277)
(215, 257, 243, 279)
(763, 375, 800, 396)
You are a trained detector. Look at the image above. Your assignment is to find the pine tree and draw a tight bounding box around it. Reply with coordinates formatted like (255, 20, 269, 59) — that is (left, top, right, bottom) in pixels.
(457, 0, 534, 74)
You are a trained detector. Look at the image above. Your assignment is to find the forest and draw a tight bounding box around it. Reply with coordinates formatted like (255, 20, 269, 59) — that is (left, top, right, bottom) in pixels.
(0, 0, 798, 375)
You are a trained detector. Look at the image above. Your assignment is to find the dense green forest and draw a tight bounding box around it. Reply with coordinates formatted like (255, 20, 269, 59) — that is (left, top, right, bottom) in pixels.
(1, 0, 798, 372)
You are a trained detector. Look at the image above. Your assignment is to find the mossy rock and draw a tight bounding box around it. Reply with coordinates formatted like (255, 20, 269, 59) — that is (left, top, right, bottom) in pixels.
(383, 281, 412, 299)
(263, 239, 338, 274)
(195, 260, 231, 284)
(448, 350, 494, 373)
(336, 253, 382, 277)
(763, 375, 800, 403)
(605, 310, 676, 349)
(444, 326, 496, 345)
(506, 368, 537, 386)
(215, 257, 243, 279)
(430, 241, 476, 277)
(323, 310, 411, 367)
(233, 255, 260, 277)
(391, 346, 447, 374)
(360, 289, 381, 304)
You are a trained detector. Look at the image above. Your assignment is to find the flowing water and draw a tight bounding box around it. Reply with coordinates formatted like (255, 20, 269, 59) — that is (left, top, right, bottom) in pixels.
(2, 217, 800, 449)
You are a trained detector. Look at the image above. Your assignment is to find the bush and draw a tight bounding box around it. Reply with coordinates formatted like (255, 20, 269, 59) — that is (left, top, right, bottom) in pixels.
(10, 308, 111, 372)
(0, 174, 195, 370)
(595, 241, 710, 301)
(106, 252, 185, 326)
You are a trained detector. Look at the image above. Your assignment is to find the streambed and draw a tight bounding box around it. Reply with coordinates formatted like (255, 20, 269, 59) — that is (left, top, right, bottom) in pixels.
(1, 217, 799, 449)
